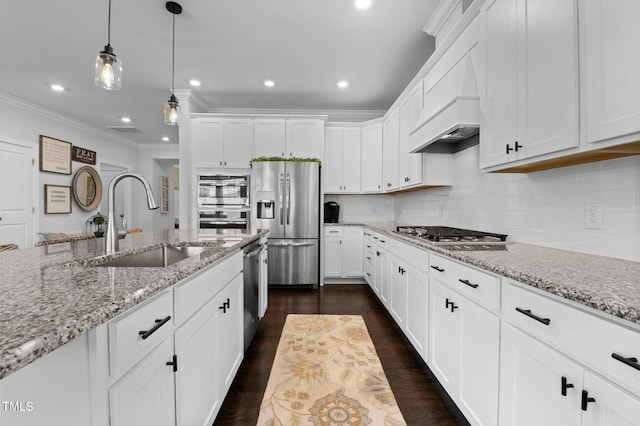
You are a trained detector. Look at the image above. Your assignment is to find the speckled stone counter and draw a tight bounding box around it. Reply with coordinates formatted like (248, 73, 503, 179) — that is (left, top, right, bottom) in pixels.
(327, 222, 640, 327)
(0, 229, 267, 379)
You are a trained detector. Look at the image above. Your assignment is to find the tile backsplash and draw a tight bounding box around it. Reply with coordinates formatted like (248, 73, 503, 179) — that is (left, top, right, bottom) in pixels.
(330, 146, 640, 261)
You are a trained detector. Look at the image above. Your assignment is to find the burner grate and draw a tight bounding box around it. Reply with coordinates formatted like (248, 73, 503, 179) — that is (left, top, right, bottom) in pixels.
(395, 226, 508, 243)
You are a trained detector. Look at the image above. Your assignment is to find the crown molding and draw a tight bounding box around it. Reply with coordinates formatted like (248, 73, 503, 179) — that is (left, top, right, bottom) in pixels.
(204, 107, 385, 123)
(423, 0, 462, 37)
(173, 89, 208, 113)
(0, 91, 138, 149)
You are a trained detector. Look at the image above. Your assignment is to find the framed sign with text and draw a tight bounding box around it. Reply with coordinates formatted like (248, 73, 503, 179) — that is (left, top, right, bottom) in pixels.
(44, 185, 72, 214)
(72, 146, 97, 165)
(39, 135, 72, 174)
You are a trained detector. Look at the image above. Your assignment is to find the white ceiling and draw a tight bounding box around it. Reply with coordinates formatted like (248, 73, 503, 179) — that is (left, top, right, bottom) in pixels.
(1, 0, 439, 144)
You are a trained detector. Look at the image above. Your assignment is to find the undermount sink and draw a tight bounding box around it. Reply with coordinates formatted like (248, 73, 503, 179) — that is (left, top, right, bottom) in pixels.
(94, 245, 211, 268)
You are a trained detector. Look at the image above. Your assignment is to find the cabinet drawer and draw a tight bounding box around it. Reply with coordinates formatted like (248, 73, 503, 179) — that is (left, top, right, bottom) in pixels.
(385, 238, 429, 273)
(109, 291, 174, 378)
(174, 252, 243, 325)
(324, 226, 343, 237)
(429, 254, 500, 311)
(363, 260, 373, 285)
(503, 281, 640, 397)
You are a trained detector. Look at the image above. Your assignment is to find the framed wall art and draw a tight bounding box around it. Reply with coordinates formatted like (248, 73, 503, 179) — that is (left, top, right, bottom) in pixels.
(160, 175, 169, 213)
(44, 185, 72, 214)
(39, 135, 72, 174)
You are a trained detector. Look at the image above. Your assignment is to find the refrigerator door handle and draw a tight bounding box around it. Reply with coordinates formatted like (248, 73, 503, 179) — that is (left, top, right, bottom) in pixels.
(286, 173, 291, 225)
(279, 173, 285, 225)
(267, 241, 315, 248)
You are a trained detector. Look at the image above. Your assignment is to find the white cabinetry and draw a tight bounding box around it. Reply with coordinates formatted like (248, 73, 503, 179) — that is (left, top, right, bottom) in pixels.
(110, 338, 176, 426)
(323, 226, 363, 279)
(382, 109, 400, 191)
(500, 281, 640, 426)
(581, 0, 640, 147)
(324, 126, 361, 193)
(480, 0, 579, 169)
(360, 122, 383, 193)
(254, 119, 323, 159)
(398, 81, 424, 188)
(259, 241, 269, 318)
(192, 117, 253, 169)
(214, 274, 244, 395)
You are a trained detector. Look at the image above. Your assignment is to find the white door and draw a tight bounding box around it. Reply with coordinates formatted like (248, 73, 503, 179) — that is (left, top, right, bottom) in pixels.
(323, 128, 343, 192)
(361, 123, 383, 192)
(109, 338, 176, 426)
(499, 323, 583, 426)
(342, 226, 363, 276)
(323, 236, 343, 277)
(405, 264, 428, 359)
(194, 118, 224, 168)
(174, 296, 220, 426)
(259, 247, 268, 318)
(254, 119, 286, 158)
(399, 81, 423, 186)
(341, 128, 361, 192)
(224, 119, 252, 168)
(382, 109, 399, 191)
(582, 371, 640, 426)
(428, 279, 459, 393)
(286, 119, 322, 159)
(0, 141, 34, 248)
(388, 256, 407, 327)
(215, 275, 244, 395)
(375, 247, 389, 307)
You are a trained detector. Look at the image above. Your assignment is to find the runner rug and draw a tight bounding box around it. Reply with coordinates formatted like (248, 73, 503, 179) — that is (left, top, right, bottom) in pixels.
(257, 314, 407, 426)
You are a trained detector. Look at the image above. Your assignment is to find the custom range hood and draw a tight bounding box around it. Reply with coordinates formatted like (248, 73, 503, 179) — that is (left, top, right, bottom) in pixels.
(410, 53, 480, 153)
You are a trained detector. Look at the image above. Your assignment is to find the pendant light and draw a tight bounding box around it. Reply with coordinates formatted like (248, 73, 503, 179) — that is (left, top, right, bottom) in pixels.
(164, 1, 182, 126)
(95, 0, 122, 90)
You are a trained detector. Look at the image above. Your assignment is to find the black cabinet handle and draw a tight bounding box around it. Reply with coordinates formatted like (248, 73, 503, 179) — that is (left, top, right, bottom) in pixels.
(561, 376, 574, 396)
(515, 307, 550, 325)
(430, 265, 444, 272)
(515, 141, 522, 151)
(224, 298, 230, 309)
(581, 390, 596, 411)
(166, 354, 178, 372)
(219, 298, 231, 313)
(506, 143, 513, 154)
(445, 298, 458, 313)
(138, 315, 171, 340)
(458, 278, 479, 289)
(611, 353, 640, 371)
(376, 251, 381, 257)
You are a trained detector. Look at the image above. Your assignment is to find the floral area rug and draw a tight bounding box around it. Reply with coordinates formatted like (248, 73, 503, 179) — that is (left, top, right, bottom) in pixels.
(257, 314, 407, 426)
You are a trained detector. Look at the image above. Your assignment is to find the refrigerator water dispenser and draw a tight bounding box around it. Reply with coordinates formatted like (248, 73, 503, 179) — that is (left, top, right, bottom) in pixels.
(257, 200, 274, 219)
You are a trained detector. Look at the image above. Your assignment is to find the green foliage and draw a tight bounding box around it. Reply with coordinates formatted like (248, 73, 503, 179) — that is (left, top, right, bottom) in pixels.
(249, 157, 321, 167)
(93, 215, 105, 225)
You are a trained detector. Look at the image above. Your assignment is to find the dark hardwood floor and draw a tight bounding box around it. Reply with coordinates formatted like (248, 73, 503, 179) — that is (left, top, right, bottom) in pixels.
(214, 284, 470, 425)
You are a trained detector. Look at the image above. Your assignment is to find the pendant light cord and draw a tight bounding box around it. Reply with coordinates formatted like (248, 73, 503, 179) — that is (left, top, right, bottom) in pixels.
(171, 12, 175, 95)
(107, 0, 112, 46)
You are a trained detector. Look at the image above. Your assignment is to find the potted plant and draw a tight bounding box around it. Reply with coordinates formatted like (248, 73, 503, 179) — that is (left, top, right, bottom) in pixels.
(93, 215, 105, 237)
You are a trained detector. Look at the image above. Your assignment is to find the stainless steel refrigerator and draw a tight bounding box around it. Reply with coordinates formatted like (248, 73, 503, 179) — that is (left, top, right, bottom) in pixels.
(252, 161, 319, 287)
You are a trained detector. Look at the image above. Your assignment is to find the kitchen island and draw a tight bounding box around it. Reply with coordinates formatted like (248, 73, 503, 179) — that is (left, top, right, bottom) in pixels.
(0, 229, 266, 379)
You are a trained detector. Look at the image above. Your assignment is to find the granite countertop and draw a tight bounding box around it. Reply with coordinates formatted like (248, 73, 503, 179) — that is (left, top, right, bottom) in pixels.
(0, 229, 267, 379)
(329, 222, 640, 328)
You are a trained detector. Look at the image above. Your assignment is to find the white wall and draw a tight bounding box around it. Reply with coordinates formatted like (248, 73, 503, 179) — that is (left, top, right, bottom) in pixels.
(0, 94, 140, 240)
(394, 146, 640, 261)
(137, 144, 179, 231)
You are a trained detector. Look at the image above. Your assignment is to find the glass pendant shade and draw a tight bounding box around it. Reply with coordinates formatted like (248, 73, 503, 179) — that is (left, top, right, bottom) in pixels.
(164, 95, 180, 126)
(95, 45, 122, 90)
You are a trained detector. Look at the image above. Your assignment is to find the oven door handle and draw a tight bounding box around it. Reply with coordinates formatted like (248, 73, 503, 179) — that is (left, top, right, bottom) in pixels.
(199, 220, 248, 225)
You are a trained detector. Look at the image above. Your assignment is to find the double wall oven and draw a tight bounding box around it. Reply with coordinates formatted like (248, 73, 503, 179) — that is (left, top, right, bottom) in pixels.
(197, 174, 250, 234)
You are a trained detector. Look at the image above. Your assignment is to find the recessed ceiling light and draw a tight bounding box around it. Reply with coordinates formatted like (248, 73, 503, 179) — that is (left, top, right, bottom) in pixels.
(189, 79, 201, 87)
(121, 117, 132, 123)
(337, 80, 349, 89)
(355, 0, 372, 9)
(50, 84, 65, 92)
(264, 80, 275, 87)
(162, 136, 170, 142)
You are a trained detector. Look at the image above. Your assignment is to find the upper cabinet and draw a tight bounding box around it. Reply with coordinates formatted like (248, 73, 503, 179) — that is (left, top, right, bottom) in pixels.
(399, 81, 425, 187)
(382, 108, 400, 192)
(324, 126, 361, 193)
(581, 0, 640, 146)
(192, 118, 253, 169)
(361, 122, 384, 193)
(480, 0, 579, 169)
(254, 118, 323, 160)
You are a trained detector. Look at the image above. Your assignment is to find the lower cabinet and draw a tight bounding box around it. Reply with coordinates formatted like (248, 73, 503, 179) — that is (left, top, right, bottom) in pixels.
(259, 242, 269, 318)
(215, 274, 244, 396)
(429, 279, 500, 426)
(110, 338, 176, 426)
(323, 226, 364, 279)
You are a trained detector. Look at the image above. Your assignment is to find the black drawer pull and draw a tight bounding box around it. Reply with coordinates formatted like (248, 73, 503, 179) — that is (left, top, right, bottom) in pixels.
(611, 353, 640, 371)
(581, 390, 596, 411)
(458, 278, 479, 289)
(430, 265, 444, 272)
(138, 315, 171, 340)
(515, 307, 550, 325)
(561, 376, 574, 396)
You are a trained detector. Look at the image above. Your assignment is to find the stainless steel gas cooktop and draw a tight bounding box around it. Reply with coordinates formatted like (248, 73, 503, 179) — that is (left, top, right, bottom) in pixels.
(394, 226, 509, 251)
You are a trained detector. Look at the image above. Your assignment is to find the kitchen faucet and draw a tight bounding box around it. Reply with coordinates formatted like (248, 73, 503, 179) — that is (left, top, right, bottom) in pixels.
(105, 172, 158, 254)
